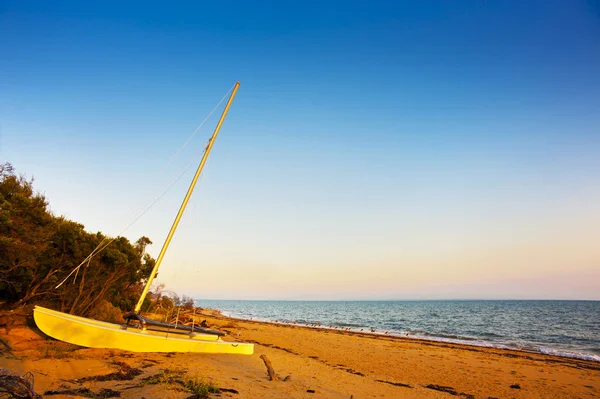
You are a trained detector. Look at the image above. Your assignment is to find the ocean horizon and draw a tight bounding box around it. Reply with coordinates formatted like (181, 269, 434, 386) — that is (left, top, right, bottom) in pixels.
(194, 299, 600, 362)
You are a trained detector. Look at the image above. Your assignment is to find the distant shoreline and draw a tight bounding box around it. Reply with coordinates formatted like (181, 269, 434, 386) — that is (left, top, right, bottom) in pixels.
(208, 307, 600, 363)
(195, 298, 600, 302)
(197, 299, 600, 363)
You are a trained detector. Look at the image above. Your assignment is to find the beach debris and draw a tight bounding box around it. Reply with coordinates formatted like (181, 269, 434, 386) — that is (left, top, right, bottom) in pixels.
(0, 311, 24, 335)
(424, 384, 457, 394)
(248, 340, 299, 355)
(75, 361, 142, 382)
(140, 359, 160, 369)
(338, 367, 364, 377)
(375, 379, 412, 388)
(306, 389, 316, 393)
(0, 336, 11, 353)
(0, 368, 42, 399)
(259, 354, 278, 381)
(141, 369, 185, 386)
(218, 387, 239, 394)
(44, 387, 121, 398)
(423, 384, 474, 398)
(510, 383, 521, 389)
(0, 315, 12, 335)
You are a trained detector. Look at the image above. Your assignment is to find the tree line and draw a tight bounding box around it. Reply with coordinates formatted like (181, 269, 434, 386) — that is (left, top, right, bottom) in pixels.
(0, 162, 169, 317)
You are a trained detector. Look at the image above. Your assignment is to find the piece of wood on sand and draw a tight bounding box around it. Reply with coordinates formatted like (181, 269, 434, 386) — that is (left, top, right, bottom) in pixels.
(259, 354, 278, 381)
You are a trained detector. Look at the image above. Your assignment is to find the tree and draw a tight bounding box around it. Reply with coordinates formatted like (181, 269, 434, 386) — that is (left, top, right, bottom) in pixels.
(0, 163, 157, 316)
(0, 163, 55, 303)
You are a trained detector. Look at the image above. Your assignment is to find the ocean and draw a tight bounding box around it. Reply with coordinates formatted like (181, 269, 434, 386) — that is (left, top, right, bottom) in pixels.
(194, 299, 600, 362)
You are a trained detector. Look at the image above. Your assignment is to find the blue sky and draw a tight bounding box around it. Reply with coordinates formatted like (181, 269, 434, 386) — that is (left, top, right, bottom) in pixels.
(2, 1, 600, 299)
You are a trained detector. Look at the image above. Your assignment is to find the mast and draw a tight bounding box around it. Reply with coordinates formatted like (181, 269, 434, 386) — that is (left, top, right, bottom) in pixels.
(134, 82, 240, 313)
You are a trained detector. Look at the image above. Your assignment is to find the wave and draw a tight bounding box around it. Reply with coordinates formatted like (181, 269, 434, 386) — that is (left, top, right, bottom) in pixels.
(195, 299, 600, 363)
(332, 322, 363, 328)
(229, 315, 600, 362)
(393, 331, 600, 363)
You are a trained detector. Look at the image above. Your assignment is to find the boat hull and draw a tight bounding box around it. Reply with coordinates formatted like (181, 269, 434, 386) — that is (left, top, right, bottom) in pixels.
(33, 306, 253, 354)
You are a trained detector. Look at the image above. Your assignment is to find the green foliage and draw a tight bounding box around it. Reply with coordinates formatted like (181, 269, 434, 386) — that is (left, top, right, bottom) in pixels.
(140, 368, 186, 386)
(183, 376, 219, 397)
(169, 293, 195, 309)
(161, 295, 174, 309)
(0, 163, 54, 302)
(87, 300, 125, 323)
(0, 163, 157, 315)
(140, 369, 219, 399)
(182, 295, 195, 310)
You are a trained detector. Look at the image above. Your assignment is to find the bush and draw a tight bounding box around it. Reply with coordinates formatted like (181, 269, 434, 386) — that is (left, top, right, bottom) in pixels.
(88, 300, 125, 324)
(0, 163, 156, 314)
(183, 376, 219, 398)
(161, 296, 174, 309)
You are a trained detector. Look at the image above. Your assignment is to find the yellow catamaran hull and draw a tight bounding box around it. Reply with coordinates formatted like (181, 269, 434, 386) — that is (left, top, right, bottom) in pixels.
(34, 306, 254, 354)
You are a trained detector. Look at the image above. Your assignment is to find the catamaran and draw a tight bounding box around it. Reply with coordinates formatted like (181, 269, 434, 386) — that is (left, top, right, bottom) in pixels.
(33, 82, 253, 354)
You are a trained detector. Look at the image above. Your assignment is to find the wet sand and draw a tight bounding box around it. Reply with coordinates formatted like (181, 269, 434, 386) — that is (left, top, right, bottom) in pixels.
(1, 308, 598, 398)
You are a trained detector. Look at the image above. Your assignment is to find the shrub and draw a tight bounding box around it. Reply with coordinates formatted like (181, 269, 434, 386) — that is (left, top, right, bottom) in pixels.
(183, 376, 219, 398)
(88, 300, 125, 324)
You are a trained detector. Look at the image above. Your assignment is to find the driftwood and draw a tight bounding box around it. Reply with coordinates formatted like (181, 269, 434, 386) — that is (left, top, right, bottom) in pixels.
(259, 354, 278, 381)
(0, 337, 11, 353)
(0, 368, 42, 399)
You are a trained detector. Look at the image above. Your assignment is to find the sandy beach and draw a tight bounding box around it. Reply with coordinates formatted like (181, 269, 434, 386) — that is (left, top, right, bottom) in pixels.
(1, 308, 598, 399)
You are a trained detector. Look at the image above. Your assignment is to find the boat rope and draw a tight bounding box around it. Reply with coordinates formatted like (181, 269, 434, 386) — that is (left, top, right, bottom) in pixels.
(162, 85, 235, 175)
(70, 256, 89, 286)
(55, 83, 235, 290)
(105, 82, 235, 239)
(55, 167, 194, 288)
(117, 83, 235, 228)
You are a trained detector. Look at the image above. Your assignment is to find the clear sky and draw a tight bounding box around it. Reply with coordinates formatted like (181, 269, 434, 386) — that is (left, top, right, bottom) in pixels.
(2, 1, 599, 300)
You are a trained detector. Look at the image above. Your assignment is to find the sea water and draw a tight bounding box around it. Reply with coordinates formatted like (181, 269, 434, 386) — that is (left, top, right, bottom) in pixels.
(194, 299, 600, 362)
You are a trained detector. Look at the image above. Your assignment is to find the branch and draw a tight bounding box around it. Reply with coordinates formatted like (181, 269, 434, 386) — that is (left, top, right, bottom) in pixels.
(259, 355, 278, 381)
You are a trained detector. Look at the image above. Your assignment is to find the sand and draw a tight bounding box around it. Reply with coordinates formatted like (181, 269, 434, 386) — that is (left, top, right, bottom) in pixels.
(1, 309, 598, 398)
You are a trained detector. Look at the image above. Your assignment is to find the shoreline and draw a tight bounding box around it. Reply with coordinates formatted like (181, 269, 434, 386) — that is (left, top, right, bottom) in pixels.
(209, 308, 600, 364)
(1, 307, 599, 398)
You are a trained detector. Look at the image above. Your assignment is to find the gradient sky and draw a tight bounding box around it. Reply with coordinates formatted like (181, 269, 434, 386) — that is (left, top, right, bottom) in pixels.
(2, 1, 600, 300)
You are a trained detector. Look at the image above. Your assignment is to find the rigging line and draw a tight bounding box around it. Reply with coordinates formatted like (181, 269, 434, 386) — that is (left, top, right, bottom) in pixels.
(55, 157, 199, 289)
(125, 83, 235, 219)
(56, 145, 207, 289)
(56, 129, 215, 290)
(161, 84, 235, 174)
(122, 134, 210, 228)
(71, 257, 89, 286)
(55, 84, 235, 289)
(56, 236, 112, 288)
(113, 83, 236, 236)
